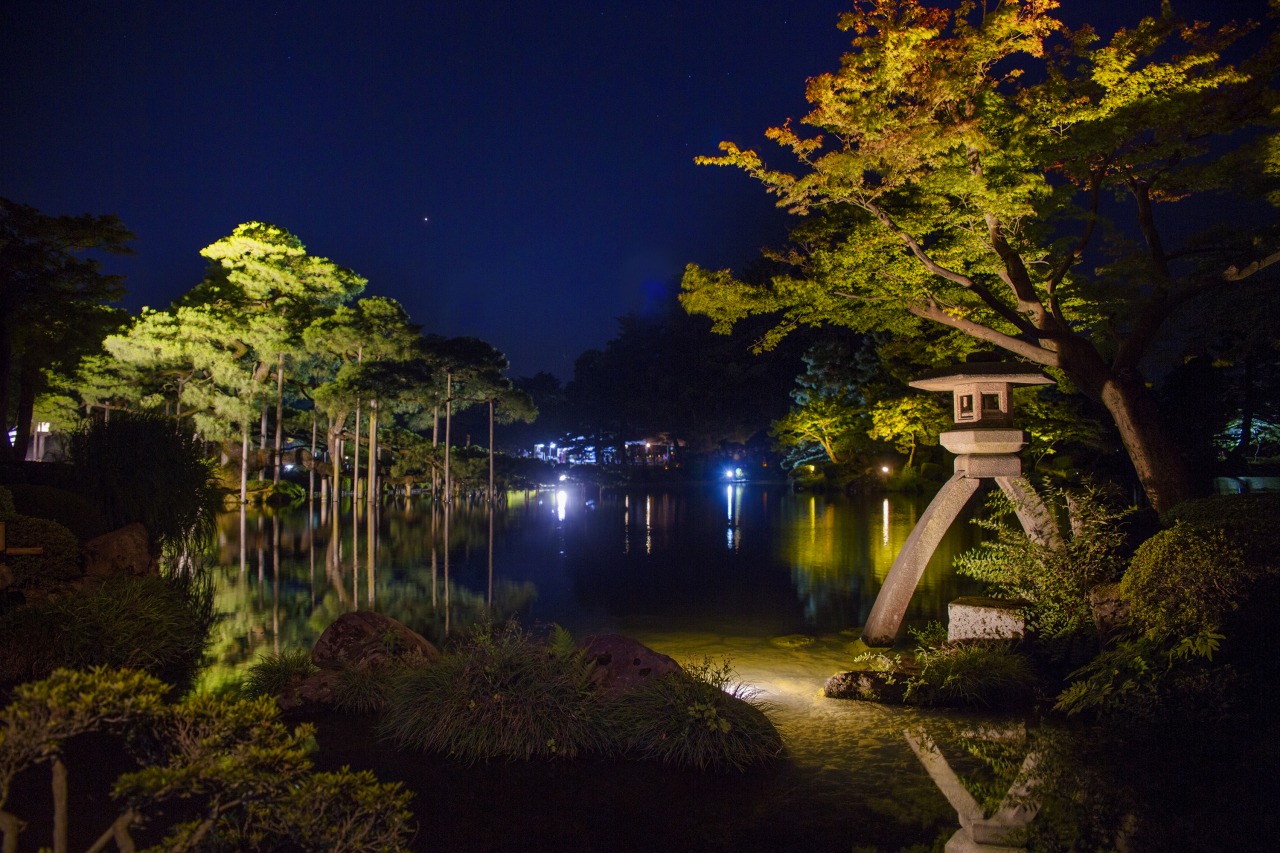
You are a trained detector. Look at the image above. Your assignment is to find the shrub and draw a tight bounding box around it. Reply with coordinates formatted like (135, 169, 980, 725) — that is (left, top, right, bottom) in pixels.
(606, 657, 784, 771)
(67, 412, 223, 555)
(242, 649, 319, 699)
(1120, 522, 1252, 639)
(1161, 493, 1280, 569)
(378, 622, 607, 763)
(0, 485, 14, 515)
(0, 667, 416, 852)
(1, 483, 110, 542)
(0, 514, 81, 588)
(955, 482, 1132, 642)
(0, 573, 215, 690)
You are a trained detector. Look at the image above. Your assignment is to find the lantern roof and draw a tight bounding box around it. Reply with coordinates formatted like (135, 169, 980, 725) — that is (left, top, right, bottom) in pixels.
(909, 361, 1054, 392)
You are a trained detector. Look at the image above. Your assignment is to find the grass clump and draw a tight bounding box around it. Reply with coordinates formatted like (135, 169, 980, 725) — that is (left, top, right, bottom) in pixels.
(332, 661, 401, 715)
(0, 572, 216, 690)
(607, 657, 784, 771)
(378, 622, 607, 763)
(242, 648, 319, 699)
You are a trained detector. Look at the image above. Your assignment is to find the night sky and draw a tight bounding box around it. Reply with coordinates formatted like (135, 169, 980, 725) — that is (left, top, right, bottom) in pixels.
(1, 1, 1267, 379)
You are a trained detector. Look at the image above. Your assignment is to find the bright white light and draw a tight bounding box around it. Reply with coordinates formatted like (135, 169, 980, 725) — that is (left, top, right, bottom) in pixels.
(556, 489, 568, 521)
(881, 465, 890, 474)
(724, 468, 735, 480)
(558, 473, 567, 482)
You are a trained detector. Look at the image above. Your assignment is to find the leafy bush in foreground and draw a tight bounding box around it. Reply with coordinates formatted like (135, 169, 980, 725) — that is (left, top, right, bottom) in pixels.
(378, 622, 608, 762)
(606, 657, 784, 771)
(0, 667, 415, 852)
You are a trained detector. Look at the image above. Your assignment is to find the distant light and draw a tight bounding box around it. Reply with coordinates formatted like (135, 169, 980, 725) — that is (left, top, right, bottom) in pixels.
(559, 473, 567, 482)
(724, 468, 735, 480)
(881, 466, 890, 474)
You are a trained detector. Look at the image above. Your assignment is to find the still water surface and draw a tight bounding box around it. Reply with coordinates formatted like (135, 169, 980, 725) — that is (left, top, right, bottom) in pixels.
(204, 484, 998, 850)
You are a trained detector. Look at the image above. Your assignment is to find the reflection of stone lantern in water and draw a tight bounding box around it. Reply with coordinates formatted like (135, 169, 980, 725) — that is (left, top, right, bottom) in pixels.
(861, 362, 1060, 646)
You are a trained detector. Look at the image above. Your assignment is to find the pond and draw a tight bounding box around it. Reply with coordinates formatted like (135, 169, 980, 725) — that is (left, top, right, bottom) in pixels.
(202, 483, 1006, 851)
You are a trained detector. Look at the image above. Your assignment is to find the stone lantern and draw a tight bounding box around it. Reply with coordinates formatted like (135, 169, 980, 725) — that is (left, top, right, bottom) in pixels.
(861, 362, 1061, 646)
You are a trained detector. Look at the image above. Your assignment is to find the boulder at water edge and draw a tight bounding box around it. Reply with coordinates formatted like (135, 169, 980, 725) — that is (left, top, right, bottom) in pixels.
(579, 633, 681, 698)
(311, 610, 440, 669)
(81, 523, 156, 578)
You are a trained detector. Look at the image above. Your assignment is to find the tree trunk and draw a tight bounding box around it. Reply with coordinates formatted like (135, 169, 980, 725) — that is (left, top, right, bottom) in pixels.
(12, 364, 37, 463)
(258, 401, 268, 481)
(444, 374, 452, 503)
(240, 420, 249, 505)
(309, 409, 317, 502)
(367, 399, 379, 504)
(488, 399, 495, 502)
(273, 353, 284, 487)
(1062, 340, 1195, 513)
(52, 757, 68, 853)
(353, 397, 362, 502)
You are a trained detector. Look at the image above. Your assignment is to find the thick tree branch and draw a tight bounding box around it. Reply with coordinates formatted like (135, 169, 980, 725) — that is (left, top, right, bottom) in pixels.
(907, 300, 1061, 366)
(864, 200, 1037, 335)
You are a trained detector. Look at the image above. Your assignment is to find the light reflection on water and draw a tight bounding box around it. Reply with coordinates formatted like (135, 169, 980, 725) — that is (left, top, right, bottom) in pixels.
(202, 484, 999, 847)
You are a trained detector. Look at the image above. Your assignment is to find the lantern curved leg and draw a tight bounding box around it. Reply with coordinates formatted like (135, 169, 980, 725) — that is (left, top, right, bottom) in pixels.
(861, 473, 981, 646)
(995, 475, 1062, 550)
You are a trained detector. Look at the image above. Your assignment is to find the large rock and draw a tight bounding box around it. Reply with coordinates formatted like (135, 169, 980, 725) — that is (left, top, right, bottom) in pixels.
(311, 611, 439, 670)
(824, 669, 911, 703)
(81, 523, 156, 578)
(579, 633, 681, 698)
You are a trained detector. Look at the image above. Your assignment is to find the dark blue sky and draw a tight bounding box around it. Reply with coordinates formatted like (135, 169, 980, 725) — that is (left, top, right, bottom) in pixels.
(1, 1, 1265, 379)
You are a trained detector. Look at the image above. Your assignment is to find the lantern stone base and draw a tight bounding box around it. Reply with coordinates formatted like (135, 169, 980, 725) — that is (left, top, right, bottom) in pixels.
(948, 597, 1026, 642)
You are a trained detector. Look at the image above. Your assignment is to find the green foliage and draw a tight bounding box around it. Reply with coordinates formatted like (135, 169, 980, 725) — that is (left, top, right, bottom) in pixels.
(0, 668, 415, 852)
(0, 486, 13, 515)
(0, 574, 215, 690)
(0, 666, 169, 806)
(1054, 629, 1232, 720)
(241, 649, 318, 699)
(0, 513, 80, 587)
(955, 483, 1132, 641)
(606, 657, 784, 772)
(1120, 522, 1253, 639)
(122, 693, 406, 851)
(1, 482, 109, 542)
(67, 411, 222, 555)
(378, 621, 607, 763)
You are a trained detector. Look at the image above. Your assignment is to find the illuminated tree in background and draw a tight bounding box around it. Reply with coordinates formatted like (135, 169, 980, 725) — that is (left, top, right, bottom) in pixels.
(0, 198, 132, 462)
(682, 0, 1280, 512)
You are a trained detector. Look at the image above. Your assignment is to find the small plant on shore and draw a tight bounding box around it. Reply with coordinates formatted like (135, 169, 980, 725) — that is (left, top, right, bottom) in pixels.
(241, 649, 318, 699)
(607, 657, 784, 771)
(378, 621, 607, 763)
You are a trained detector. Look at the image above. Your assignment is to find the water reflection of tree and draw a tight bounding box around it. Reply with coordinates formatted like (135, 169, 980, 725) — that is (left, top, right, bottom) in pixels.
(200, 506, 537, 689)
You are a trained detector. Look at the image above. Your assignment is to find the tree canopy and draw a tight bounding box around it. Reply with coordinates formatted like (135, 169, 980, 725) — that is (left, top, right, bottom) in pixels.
(0, 198, 133, 462)
(681, 0, 1280, 511)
